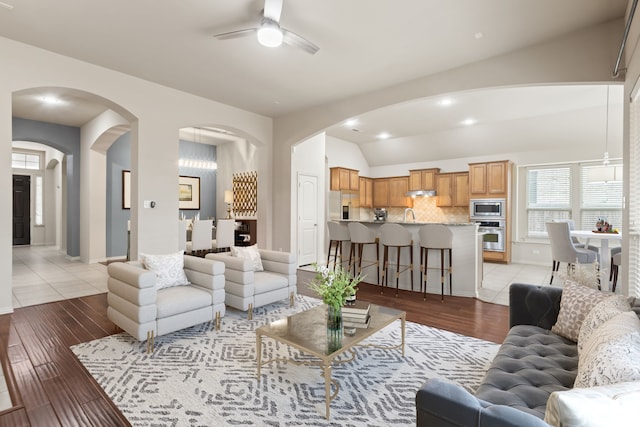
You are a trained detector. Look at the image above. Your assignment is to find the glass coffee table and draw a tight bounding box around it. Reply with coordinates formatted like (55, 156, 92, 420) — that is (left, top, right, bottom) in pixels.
(256, 303, 406, 419)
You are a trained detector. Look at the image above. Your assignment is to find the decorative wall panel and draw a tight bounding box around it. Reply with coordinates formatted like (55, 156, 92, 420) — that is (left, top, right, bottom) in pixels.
(232, 171, 257, 216)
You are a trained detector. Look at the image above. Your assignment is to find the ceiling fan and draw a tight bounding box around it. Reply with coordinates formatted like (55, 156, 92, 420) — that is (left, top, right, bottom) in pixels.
(214, 0, 319, 55)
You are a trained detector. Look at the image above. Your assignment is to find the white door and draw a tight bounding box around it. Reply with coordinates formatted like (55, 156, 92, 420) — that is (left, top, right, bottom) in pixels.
(298, 174, 318, 266)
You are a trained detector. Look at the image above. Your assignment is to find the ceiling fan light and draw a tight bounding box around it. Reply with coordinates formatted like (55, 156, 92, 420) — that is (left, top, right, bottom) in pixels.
(257, 23, 283, 47)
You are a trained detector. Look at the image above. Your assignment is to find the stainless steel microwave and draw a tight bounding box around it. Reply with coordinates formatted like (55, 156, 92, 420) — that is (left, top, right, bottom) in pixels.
(470, 198, 505, 219)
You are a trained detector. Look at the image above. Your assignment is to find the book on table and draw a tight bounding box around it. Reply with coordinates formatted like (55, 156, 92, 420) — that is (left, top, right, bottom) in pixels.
(343, 315, 370, 329)
(342, 300, 370, 315)
(342, 311, 369, 321)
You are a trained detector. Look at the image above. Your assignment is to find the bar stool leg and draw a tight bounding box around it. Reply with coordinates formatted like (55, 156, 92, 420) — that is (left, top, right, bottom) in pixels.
(395, 246, 401, 297)
(410, 244, 414, 292)
(375, 239, 380, 284)
(326, 240, 332, 268)
(338, 241, 344, 269)
(348, 242, 356, 275)
(357, 243, 364, 275)
(448, 248, 453, 296)
(422, 247, 428, 300)
(381, 245, 389, 294)
(440, 248, 445, 301)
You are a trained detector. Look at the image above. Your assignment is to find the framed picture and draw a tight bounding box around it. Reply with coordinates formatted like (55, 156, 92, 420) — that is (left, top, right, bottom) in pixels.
(122, 170, 131, 209)
(179, 175, 200, 210)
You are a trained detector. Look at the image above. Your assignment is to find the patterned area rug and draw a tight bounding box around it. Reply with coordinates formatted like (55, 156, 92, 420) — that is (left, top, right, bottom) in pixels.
(71, 296, 499, 426)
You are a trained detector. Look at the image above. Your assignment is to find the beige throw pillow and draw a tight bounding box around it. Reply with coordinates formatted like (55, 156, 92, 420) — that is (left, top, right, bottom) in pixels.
(551, 281, 609, 342)
(140, 250, 190, 289)
(574, 311, 640, 388)
(577, 295, 630, 355)
(230, 244, 264, 272)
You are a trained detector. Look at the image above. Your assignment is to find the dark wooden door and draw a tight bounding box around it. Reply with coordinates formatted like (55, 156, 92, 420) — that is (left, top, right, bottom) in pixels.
(13, 174, 30, 246)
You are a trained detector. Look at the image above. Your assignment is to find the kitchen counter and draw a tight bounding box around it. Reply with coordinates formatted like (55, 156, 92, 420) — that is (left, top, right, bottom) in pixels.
(342, 219, 474, 226)
(337, 220, 481, 299)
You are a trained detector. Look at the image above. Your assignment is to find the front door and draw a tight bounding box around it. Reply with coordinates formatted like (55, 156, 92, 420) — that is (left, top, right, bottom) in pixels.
(13, 174, 31, 246)
(298, 174, 318, 266)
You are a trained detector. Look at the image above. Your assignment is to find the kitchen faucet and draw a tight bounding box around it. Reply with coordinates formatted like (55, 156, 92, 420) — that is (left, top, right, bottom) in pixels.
(404, 208, 416, 223)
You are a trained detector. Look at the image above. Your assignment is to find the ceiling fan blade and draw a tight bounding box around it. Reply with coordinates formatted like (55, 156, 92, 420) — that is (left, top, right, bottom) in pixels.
(283, 29, 319, 55)
(214, 28, 257, 40)
(263, 0, 283, 22)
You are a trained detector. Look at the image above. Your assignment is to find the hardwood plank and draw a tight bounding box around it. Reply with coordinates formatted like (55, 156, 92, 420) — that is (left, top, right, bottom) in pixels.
(40, 375, 91, 427)
(25, 404, 61, 427)
(0, 406, 29, 427)
(10, 360, 48, 410)
(81, 399, 130, 427)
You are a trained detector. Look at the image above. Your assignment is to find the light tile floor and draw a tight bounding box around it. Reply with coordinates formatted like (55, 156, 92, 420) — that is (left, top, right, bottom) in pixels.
(478, 262, 556, 306)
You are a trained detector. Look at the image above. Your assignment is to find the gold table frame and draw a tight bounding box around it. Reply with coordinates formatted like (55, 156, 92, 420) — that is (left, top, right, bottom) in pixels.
(256, 304, 406, 419)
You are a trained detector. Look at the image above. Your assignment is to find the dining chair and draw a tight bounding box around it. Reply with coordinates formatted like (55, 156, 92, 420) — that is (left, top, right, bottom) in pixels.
(554, 219, 599, 252)
(212, 219, 235, 252)
(190, 219, 214, 255)
(610, 246, 622, 292)
(546, 221, 598, 285)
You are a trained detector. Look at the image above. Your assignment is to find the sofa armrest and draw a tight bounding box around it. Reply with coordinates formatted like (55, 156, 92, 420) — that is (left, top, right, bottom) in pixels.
(417, 379, 550, 427)
(509, 283, 562, 330)
(259, 249, 296, 275)
(205, 253, 252, 272)
(108, 262, 156, 289)
(183, 255, 225, 291)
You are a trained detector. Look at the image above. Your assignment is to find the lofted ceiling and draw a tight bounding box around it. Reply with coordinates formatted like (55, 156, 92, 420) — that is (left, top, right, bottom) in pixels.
(2, 0, 628, 164)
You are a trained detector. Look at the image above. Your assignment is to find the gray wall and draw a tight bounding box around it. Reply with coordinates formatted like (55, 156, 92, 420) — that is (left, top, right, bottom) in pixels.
(106, 135, 216, 257)
(12, 117, 81, 257)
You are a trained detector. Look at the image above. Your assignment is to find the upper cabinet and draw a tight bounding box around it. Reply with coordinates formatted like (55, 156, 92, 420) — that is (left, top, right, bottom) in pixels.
(469, 160, 511, 198)
(409, 168, 440, 191)
(372, 177, 412, 208)
(436, 172, 469, 207)
(359, 177, 373, 208)
(373, 178, 390, 207)
(330, 167, 359, 191)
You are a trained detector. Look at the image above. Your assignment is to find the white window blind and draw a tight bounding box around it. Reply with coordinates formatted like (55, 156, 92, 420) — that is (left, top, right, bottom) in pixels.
(629, 96, 640, 298)
(580, 163, 623, 230)
(526, 167, 571, 237)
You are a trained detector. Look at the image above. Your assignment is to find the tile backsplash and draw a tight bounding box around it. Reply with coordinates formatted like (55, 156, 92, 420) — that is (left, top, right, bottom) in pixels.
(357, 197, 470, 223)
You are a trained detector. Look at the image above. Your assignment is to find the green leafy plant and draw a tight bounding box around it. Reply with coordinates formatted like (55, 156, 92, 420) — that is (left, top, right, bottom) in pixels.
(308, 263, 363, 308)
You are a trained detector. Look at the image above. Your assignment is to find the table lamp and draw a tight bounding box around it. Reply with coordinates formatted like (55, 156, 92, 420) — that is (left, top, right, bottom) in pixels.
(224, 190, 233, 219)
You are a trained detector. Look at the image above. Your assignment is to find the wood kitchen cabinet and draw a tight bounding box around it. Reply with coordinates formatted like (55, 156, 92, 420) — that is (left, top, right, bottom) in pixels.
(436, 172, 469, 207)
(359, 177, 373, 208)
(468, 160, 510, 198)
(373, 178, 389, 207)
(389, 177, 411, 207)
(330, 167, 359, 191)
(409, 168, 439, 191)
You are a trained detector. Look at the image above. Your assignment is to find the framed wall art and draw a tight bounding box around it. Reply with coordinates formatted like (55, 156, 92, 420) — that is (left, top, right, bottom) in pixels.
(179, 175, 200, 210)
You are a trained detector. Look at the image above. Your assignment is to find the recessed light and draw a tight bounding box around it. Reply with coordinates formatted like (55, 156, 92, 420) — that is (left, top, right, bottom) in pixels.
(377, 132, 391, 140)
(474, 32, 484, 40)
(344, 118, 358, 127)
(40, 96, 64, 105)
(461, 118, 477, 126)
(439, 98, 454, 107)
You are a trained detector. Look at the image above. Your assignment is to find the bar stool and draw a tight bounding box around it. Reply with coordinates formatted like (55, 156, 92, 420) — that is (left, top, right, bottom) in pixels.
(379, 223, 413, 297)
(327, 221, 350, 270)
(347, 222, 380, 284)
(419, 224, 453, 301)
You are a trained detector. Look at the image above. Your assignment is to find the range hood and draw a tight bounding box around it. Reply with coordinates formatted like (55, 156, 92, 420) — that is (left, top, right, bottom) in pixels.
(406, 189, 437, 197)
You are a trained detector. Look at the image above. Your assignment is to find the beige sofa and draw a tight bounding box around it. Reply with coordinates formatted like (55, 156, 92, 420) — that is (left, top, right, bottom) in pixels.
(205, 249, 296, 319)
(107, 255, 226, 351)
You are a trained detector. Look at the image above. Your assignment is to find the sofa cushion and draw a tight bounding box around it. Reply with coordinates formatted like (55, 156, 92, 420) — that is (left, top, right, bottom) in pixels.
(231, 244, 264, 271)
(156, 285, 212, 319)
(545, 381, 640, 427)
(253, 271, 288, 294)
(551, 281, 609, 342)
(577, 295, 630, 354)
(574, 311, 640, 388)
(475, 325, 578, 419)
(140, 251, 190, 289)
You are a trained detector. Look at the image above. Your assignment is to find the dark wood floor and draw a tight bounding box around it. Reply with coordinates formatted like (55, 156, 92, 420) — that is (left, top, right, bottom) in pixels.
(0, 269, 509, 426)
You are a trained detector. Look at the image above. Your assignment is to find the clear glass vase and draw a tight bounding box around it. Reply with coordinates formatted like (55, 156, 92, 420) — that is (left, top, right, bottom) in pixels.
(326, 304, 342, 331)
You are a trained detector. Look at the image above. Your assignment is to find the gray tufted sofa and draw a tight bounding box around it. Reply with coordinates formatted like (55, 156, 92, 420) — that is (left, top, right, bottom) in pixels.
(416, 283, 574, 427)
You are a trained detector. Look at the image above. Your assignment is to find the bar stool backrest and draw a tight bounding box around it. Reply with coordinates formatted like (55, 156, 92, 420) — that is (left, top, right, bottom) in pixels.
(328, 221, 350, 241)
(419, 224, 453, 249)
(348, 222, 377, 244)
(380, 223, 412, 246)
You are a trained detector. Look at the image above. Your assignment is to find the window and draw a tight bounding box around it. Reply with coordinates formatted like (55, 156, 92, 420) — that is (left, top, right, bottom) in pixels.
(35, 175, 43, 226)
(526, 166, 571, 237)
(524, 162, 623, 238)
(12, 152, 40, 170)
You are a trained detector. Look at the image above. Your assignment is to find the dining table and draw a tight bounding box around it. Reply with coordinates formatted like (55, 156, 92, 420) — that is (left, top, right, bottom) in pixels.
(570, 229, 622, 289)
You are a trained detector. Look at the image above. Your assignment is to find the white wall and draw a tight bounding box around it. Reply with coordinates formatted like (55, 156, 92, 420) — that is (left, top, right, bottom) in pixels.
(0, 36, 272, 314)
(271, 19, 624, 257)
(325, 136, 371, 177)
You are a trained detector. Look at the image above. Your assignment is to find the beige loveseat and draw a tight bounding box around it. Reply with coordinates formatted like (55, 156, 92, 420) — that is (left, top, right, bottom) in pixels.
(107, 254, 225, 351)
(205, 248, 296, 319)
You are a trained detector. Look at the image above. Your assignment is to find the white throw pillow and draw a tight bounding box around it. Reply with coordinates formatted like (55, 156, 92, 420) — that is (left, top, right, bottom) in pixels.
(577, 295, 630, 355)
(545, 381, 640, 427)
(551, 280, 610, 342)
(574, 311, 640, 388)
(140, 250, 190, 289)
(230, 244, 264, 272)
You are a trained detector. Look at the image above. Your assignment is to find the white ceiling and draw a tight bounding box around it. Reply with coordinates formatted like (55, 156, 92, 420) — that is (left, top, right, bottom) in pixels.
(2, 1, 628, 164)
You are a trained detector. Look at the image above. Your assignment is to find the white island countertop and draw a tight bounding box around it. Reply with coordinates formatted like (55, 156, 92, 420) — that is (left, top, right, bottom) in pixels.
(336, 220, 481, 299)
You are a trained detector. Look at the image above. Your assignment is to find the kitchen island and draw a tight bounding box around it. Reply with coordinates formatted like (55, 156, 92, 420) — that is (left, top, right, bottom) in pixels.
(337, 220, 481, 299)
